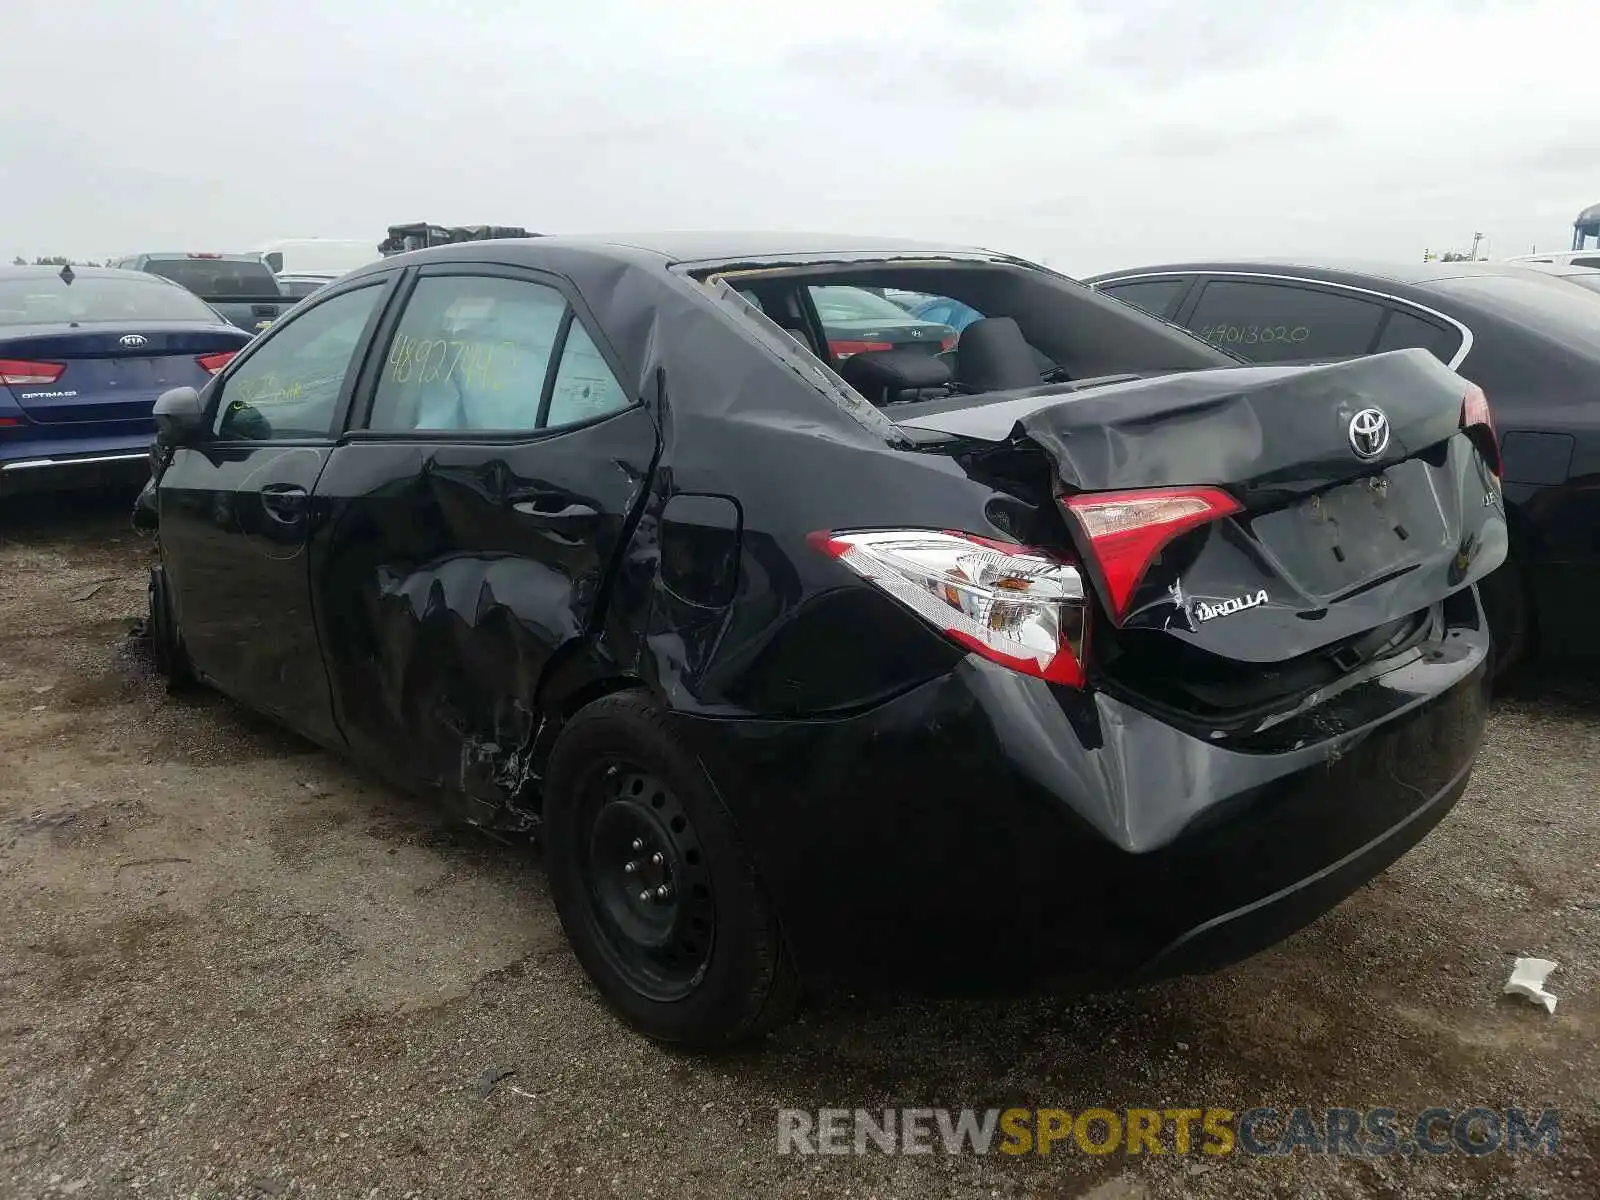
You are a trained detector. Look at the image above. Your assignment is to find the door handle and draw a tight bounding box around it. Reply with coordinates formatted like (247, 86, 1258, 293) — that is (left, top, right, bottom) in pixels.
(259, 483, 308, 522)
(511, 497, 599, 529)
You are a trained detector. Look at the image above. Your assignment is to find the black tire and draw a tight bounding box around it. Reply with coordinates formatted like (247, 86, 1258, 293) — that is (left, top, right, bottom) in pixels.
(146, 566, 194, 690)
(1478, 563, 1533, 683)
(542, 691, 801, 1048)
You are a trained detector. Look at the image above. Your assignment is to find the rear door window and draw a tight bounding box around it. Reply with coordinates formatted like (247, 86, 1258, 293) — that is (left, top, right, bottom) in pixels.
(1185, 279, 1386, 362)
(365, 273, 632, 433)
(546, 320, 631, 426)
(1098, 278, 1189, 320)
(1372, 308, 1462, 363)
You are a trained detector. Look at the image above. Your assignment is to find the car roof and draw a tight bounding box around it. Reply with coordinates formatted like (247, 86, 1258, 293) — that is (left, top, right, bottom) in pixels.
(556, 230, 985, 262)
(1087, 257, 1569, 287)
(369, 230, 991, 272)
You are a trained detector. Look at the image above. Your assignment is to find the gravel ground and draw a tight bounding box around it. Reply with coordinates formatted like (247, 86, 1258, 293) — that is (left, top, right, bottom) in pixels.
(1, 489, 1596, 1200)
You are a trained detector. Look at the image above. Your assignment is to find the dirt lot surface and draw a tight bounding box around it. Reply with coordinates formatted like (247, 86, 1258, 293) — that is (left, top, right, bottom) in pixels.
(1, 491, 1596, 1200)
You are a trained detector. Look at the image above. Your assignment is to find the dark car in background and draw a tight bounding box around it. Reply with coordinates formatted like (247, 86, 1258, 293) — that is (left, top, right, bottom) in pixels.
(110, 252, 292, 334)
(0, 266, 250, 495)
(1087, 258, 1600, 676)
(141, 232, 1503, 1046)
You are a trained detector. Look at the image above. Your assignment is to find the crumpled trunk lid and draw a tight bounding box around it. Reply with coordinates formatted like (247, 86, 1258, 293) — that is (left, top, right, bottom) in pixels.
(897, 350, 1508, 666)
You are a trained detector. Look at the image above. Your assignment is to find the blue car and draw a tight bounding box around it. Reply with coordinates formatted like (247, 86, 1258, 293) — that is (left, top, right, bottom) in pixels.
(906, 294, 984, 332)
(0, 266, 251, 495)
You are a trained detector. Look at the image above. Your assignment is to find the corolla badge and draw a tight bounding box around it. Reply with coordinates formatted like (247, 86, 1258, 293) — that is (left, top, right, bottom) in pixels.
(1348, 407, 1390, 459)
(1193, 588, 1270, 623)
(118, 333, 148, 347)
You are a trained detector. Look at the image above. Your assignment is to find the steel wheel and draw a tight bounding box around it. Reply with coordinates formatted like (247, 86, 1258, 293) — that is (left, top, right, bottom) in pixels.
(579, 763, 717, 1002)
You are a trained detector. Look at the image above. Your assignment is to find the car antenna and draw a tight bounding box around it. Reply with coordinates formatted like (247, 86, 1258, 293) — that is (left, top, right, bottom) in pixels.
(59, 263, 75, 285)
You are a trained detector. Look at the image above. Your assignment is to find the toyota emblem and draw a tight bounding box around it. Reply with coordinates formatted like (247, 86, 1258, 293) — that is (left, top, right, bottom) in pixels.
(1347, 408, 1390, 459)
(118, 333, 148, 348)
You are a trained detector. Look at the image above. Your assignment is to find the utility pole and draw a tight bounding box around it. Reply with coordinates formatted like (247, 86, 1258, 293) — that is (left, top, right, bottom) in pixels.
(1469, 231, 1485, 261)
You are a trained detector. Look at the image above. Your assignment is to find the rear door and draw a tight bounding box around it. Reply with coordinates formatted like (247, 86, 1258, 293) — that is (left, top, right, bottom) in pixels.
(308, 264, 660, 797)
(157, 278, 396, 741)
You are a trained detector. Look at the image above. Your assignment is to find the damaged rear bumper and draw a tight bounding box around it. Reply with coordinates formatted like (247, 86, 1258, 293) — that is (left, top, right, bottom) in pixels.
(667, 599, 1490, 993)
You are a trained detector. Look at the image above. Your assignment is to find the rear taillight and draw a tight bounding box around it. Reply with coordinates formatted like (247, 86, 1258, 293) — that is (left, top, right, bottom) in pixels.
(939, 334, 957, 352)
(0, 359, 65, 386)
(811, 529, 1089, 686)
(1460, 383, 1500, 477)
(197, 350, 238, 375)
(829, 339, 894, 359)
(1062, 487, 1242, 622)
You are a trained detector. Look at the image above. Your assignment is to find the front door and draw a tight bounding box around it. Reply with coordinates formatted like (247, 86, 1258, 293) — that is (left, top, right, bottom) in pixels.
(157, 279, 395, 744)
(308, 265, 659, 798)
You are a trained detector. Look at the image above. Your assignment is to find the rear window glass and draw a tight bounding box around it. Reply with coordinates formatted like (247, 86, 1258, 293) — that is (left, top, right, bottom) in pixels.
(0, 273, 220, 326)
(141, 258, 279, 295)
(1424, 274, 1600, 355)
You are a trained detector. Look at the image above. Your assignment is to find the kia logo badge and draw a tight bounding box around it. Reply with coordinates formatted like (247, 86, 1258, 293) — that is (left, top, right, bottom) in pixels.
(1348, 408, 1390, 459)
(119, 334, 148, 348)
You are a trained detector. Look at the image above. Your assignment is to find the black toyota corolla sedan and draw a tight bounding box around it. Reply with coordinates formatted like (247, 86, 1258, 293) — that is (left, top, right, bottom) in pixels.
(1087, 258, 1600, 677)
(139, 233, 1506, 1046)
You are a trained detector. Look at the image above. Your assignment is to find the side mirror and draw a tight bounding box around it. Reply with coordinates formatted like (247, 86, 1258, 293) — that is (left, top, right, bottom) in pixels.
(153, 386, 208, 445)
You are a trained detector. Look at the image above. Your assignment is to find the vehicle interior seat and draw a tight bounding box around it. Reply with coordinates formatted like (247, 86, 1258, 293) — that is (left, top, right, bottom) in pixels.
(954, 316, 1044, 393)
(836, 348, 953, 406)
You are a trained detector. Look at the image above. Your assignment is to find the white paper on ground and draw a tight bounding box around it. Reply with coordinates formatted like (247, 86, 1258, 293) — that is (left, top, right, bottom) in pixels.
(1503, 957, 1560, 1014)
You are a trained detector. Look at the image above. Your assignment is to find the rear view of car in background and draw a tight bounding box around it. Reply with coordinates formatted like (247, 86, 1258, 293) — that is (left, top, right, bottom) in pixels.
(110, 252, 291, 333)
(0, 265, 250, 495)
(1087, 258, 1600, 677)
(786, 284, 957, 358)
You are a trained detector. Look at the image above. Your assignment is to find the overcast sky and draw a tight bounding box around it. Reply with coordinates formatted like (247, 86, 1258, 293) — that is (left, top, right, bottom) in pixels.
(3, 0, 1593, 274)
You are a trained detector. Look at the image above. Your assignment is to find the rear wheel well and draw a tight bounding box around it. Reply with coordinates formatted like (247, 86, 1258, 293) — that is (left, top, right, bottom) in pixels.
(525, 671, 651, 807)
(558, 674, 647, 721)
